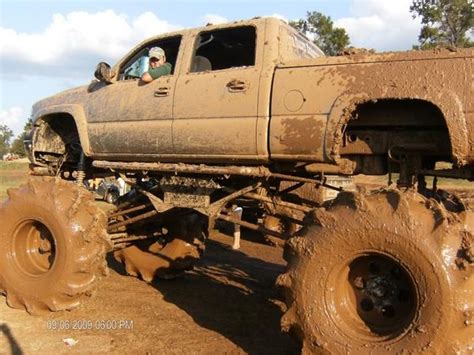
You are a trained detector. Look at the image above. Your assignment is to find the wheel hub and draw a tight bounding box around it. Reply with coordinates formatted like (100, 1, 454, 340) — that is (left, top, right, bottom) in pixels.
(12, 220, 57, 276)
(335, 254, 417, 339)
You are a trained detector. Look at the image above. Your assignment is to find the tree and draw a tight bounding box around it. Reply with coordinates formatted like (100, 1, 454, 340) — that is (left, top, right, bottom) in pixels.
(290, 11, 350, 56)
(410, 0, 474, 49)
(10, 135, 26, 157)
(0, 124, 14, 158)
(9, 118, 33, 157)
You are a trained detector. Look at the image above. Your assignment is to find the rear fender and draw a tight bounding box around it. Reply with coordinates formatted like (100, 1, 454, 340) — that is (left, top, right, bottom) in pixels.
(326, 90, 468, 166)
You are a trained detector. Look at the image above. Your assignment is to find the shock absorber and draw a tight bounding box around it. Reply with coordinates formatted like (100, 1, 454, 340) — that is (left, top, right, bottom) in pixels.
(76, 151, 86, 186)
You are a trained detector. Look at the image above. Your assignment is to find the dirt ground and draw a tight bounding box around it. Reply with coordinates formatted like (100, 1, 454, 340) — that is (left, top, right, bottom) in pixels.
(0, 228, 299, 354)
(1, 163, 472, 354)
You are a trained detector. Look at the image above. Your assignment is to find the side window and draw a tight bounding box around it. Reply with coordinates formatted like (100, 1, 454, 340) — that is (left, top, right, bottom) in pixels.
(118, 36, 182, 80)
(279, 26, 324, 61)
(191, 26, 256, 73)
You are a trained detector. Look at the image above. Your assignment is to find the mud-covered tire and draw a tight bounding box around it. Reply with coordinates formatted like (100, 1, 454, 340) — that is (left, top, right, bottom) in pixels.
(0, 177, 110, 314)
(278, 189, 473, 353)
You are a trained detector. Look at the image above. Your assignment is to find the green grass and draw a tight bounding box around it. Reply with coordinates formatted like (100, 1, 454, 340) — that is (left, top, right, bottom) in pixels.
(0, 161, 29, 171)
(0, 160, 30, 201)
(0, 161, 116, 212)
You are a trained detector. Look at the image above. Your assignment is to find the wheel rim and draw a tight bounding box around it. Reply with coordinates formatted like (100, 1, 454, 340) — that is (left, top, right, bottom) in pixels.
(11, 220, 57, 276)
(332, 253, 417, 341)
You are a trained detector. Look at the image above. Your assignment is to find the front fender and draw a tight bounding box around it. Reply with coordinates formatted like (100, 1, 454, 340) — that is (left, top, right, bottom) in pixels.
(33, 104, 92, 156)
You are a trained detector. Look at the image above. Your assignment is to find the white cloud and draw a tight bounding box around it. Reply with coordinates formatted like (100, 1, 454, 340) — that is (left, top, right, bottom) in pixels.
(334, 0, 422, 51)
(267, 13, 288, 23)
(0, 107, 26, 136)
(132, 12, 182, 40)
(0, 10, 181, 78)
(202, 14, 229, 25)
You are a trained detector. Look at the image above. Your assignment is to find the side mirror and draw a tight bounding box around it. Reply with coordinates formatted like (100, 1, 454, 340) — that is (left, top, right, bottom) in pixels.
(94, 62, 115, 84)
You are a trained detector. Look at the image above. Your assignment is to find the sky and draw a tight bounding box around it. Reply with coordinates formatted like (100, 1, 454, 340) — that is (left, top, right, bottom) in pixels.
(0, 0, 423, 136)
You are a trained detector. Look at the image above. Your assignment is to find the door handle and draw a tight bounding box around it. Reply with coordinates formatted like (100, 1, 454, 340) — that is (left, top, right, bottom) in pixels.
(154, 87, 170, 97)
(226, 80, 248, 93)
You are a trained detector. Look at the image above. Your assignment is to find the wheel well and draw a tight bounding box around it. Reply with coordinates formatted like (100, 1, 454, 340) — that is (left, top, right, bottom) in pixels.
(33, 113, 81, 165)
(340, 99, 452, 175)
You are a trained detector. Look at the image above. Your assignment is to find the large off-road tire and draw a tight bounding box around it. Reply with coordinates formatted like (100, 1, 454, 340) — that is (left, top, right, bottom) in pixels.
(0, 177, 110, 314)
(278, 189, 473, 353)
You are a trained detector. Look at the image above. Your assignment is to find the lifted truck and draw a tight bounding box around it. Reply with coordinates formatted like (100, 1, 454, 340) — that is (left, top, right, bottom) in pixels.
(1, 17, 473, 353)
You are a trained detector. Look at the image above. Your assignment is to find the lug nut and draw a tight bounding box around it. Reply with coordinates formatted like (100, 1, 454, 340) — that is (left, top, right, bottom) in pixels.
(353, 276, 365, 289)
(360, 298, 374, 312)
(39, 240, 51, 253)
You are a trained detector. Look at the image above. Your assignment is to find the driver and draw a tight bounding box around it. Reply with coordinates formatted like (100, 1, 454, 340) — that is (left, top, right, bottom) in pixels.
(140, 47, 172, 83)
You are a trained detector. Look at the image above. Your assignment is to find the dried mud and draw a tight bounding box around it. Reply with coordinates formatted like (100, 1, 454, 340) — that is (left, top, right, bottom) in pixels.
(279, 189, 473, 353)
(0, 230, 299, 354)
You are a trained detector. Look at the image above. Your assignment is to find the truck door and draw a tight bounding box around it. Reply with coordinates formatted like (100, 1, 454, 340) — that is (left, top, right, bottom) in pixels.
(85, 36, 182, 159)
(173, 25, 263, 162)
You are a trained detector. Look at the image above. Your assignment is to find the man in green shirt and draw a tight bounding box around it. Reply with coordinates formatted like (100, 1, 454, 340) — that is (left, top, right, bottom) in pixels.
(140, 46, 173, 83)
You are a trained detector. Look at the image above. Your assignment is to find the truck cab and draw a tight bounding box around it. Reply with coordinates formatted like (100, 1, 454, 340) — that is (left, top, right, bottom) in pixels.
(29, 18, 324, 169)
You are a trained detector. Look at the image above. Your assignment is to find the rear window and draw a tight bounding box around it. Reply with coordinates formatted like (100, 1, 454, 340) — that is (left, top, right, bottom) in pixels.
(191, 26, 256, 73)
(279, 26, 324, 60)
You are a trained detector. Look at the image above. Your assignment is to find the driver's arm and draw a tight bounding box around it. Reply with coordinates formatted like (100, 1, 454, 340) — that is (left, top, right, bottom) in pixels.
(141, 64, 172, 84)
(140, 72, 154, 83)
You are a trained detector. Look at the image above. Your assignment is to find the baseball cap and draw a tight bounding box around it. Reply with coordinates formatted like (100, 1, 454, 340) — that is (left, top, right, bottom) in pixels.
(149, 47, 165, 60)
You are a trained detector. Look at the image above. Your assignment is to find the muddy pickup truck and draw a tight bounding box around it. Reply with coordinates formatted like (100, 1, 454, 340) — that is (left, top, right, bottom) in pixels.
(1, 17, 473, 353)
